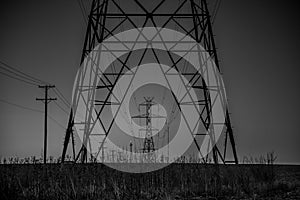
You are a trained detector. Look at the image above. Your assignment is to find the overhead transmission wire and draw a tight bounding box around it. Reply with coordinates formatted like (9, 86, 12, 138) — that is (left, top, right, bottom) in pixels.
(80, 0, 87, 14)
(0, 67, 39, 85)
(0, 98, 43, 114)
(0, 62, 43, 86)
(76, 0, 88, 25)
(47, 115, 66, 130)
(0, 64, 68, 128)
(53, 100, 70, 115)
(0, 60, 49, 85)
(0, 59, 71, 120)
(0, 71, 38, 86)
(211, 0, 222, 24)
(0, 98, 65, 130)
(53, 88, 71, 109)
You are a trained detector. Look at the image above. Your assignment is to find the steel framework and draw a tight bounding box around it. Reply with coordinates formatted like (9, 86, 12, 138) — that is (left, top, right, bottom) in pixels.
(61, 0, 238, 164)
(131, 97, 166, 162)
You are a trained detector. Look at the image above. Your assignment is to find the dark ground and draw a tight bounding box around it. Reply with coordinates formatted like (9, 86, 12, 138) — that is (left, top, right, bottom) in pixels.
(0, 163, 299, 200)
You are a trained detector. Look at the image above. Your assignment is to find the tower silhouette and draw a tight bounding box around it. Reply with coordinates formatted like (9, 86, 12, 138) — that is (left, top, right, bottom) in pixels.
(61, 0, 238, 164)
(131, 97, 166, 162)
(133, 97, 156, 154)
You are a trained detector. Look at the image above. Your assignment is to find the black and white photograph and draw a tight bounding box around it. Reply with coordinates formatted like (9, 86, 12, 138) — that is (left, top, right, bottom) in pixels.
(0, 0, 299, 199)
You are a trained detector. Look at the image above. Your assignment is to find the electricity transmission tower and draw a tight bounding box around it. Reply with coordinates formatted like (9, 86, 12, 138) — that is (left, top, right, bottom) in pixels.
(131, 97, 165, 162)
(61, 0, 238, 164)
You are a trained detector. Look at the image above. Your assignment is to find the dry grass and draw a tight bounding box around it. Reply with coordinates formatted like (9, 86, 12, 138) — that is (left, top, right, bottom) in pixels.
(0, 156, 299, 199)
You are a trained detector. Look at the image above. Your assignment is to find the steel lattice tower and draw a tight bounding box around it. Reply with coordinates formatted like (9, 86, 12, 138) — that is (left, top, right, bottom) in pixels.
(132, 97, 156, 154)
(61, 0, 238, 164)
(131, 97, 166, 162)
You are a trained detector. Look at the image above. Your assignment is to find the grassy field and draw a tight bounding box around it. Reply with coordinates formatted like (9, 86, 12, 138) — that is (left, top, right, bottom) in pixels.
(0, 163, 299, 200)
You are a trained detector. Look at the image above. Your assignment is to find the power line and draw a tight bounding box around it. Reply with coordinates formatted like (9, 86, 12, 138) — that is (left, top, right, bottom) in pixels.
(0, 98, 65, 130)
(0, 60, 51, 87)
(1, 68, 71, 117)
(0, 60, 49, 85)
(0, 98, 42, 113)
(0, 60, 71, 114)
(80, 0, 87, 14)
(55, 88, 69, 105)
(0, 71, 38, 86)
(77, 0, 88, 25)
(54, 100, 69, 115)
(211, 0, 222, 24)
(0, 60, 70, 136)
(48, 115, 66, 130)
(0, 66, 41, 85)
(53, 88, 71, 109)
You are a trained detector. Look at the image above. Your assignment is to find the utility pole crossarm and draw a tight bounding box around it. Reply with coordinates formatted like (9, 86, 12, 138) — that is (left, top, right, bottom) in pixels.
(36, 98, 57, 102)
(131, 114, 166, 119)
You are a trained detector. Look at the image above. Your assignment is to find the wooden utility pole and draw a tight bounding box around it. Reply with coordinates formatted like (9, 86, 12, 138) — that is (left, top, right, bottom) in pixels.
(36, 85, 56, 164)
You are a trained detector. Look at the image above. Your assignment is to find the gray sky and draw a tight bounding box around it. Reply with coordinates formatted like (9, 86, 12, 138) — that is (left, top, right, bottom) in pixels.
(0, 0, 299, 164)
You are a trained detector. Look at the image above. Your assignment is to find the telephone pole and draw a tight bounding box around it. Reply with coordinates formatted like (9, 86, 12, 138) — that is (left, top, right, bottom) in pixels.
(36, 85, 57, 164)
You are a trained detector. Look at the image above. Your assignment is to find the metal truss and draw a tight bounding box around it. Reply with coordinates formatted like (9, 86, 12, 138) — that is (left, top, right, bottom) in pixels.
(131, 97, 166, 162)
(61, 0, 238, 164)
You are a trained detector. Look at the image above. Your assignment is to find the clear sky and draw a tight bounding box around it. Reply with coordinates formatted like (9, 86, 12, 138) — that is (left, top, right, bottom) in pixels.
(0, 0, 299, 164)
